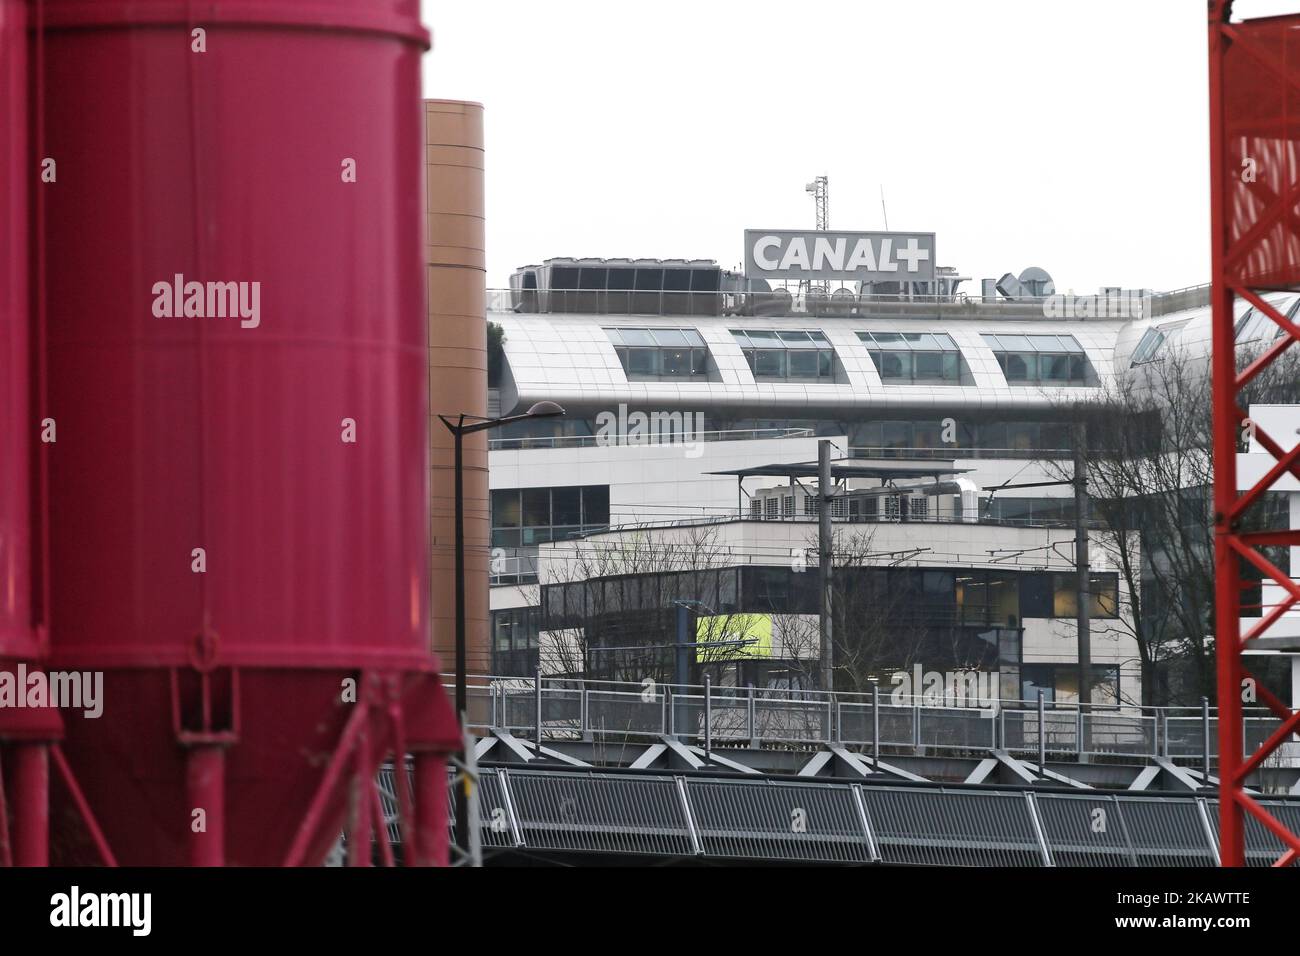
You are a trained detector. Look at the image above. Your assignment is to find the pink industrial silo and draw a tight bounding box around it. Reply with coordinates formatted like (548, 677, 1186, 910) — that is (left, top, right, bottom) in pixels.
(33, 0, 458, 865)
(0, 0, 32, 672)
(0, 0, 64, 868)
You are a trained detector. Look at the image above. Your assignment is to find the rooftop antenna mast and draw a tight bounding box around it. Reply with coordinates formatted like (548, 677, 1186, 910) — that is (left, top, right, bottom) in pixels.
(806, 174, 829, 232)
(805, 175, 830, 297)
(880, 185, 889, 230)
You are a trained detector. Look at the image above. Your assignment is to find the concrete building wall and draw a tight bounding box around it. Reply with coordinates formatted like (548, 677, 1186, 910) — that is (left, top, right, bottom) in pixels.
(489, 436, 1071, 526)
(490, 434, 834, 524)
(537, 520, 1121, 579)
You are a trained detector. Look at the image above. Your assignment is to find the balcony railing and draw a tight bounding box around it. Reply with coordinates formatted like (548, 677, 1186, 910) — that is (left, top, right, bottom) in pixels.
(448, 675, 1295, 767)
(487, 431, 1074, 461)
(847, 445, 1073, 461)
(593, 512, 1078, 533)
(488, 426, 813, 451)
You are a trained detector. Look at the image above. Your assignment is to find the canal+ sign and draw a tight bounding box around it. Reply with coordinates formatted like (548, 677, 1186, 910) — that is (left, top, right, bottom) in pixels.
(744, 229, 935, 283)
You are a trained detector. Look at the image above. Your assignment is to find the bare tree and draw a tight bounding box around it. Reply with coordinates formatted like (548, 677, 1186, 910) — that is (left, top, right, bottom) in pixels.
(768, 526, 945, 694)
(535, 524, 763, 683)
(535, 522, 934, 690)
(1044, 342, 1300, 705)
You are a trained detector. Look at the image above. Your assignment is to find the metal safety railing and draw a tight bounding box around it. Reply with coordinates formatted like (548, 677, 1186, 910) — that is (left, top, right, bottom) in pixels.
(451, 676, 1296, 766)
(486, 433, 1077, 461)
(488, 426, 813, 451)
(488, 286, 1197, 321)
(490, 288, 1060, 321)
(375, 765, 1300, 866)
(735, 511, 1075, 530)
(584, 513, 1081, 535)
(1147, 283, 1210, 316)
(847, 445, 1074, 461)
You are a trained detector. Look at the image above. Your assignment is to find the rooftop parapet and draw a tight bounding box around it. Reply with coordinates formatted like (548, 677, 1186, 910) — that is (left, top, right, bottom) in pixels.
(488, 286, 1193, 322)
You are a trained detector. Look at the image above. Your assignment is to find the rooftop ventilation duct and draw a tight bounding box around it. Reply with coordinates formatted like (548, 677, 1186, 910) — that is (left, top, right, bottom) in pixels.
(995, 266, 1055, 300)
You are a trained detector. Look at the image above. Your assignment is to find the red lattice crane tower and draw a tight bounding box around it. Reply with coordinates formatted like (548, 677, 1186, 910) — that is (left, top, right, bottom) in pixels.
(1208, 0, 1300, 867)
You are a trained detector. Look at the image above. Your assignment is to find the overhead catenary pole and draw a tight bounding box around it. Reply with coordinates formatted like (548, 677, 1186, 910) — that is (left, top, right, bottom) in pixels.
(675, 601, 691, 737)
(819, 440, 835, 691)
(805, 175, 829, 297)
(1073, 420, 1092, 751)
(439, 401, 564, 866)
(451, 421, 468, 862)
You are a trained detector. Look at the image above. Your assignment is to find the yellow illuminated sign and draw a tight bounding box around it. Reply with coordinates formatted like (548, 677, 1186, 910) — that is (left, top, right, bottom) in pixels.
(695, 613, 772, 663)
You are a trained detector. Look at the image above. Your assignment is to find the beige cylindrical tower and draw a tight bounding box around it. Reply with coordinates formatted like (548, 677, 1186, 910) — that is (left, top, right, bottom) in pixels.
(426, 100, 488, 680)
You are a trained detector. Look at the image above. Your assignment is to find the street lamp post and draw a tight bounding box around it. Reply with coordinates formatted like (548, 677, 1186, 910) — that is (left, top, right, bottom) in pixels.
(437, 400, 563, 865)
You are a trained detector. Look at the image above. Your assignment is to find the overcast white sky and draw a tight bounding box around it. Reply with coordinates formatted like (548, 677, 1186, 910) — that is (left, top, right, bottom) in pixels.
(419, 0, 1299, 294)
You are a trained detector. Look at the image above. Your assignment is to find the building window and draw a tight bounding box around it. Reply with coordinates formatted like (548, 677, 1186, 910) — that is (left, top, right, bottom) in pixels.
(491, 608, 543, 676)
(731, 329, 837, 382)
(741, 566, 818, 614)
(983, 497, 1076, 525)
(1234, 297, 1300, 344)
(848, 496, 879, 522)
(493, 606, 538, 651)
(492, 415, 594, 449)
(1234, 309, 1266, 343)
(492, 606, 541, 675)
(605, 327, 710, 380)
(1129, 327, 1166, 366)
(1020, 664, 1056, 705)
(1020, 571, 1119, 619)
(1021, 664, 1120, 707)
(846, 419, 1074, 455)
(858, 331, 967, 384)
(983, 333, 1091, 386)
(490, 485, 610, 547)
(956, 572, 1021, 627)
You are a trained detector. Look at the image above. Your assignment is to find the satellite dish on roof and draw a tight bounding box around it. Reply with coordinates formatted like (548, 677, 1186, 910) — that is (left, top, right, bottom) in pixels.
(828, 287, 857, 317)
(753, 287, 793, 316)
(1019, 267, 1055, 297)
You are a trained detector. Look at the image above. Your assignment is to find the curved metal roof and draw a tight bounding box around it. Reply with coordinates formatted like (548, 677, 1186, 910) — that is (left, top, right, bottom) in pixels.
(489, 289, 1288, 416)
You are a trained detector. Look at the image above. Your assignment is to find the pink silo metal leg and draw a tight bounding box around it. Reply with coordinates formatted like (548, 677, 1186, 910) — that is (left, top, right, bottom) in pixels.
(186, 745, 225, 867)
(12, 742, 49, 867)
(50, 745, 117, 866)
(347, 732, 373, 867)
(0, 759, 12, 867)
(412, 751, 448, 867)
(371, 788, 394, 868)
